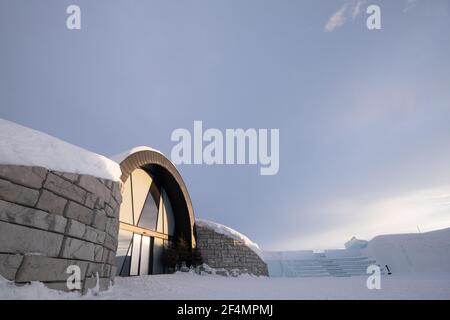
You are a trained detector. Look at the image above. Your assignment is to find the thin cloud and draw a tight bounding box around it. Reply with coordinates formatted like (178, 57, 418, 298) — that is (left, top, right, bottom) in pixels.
(351, 0, 364, 18)
(324, 0, 366, 32)
(325, 0, 421, 32)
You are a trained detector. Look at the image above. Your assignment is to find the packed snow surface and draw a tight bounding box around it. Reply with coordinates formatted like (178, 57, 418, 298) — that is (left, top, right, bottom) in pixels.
(0, 118, 121, 181)
(1, 272, 450, 300)
(196, 219, 264, 260)
(362, 227, 450, 273)
(111, 146, 165, 164)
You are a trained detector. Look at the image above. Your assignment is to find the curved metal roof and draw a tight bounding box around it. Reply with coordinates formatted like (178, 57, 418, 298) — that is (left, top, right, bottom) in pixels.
(115, 148, 196, 247)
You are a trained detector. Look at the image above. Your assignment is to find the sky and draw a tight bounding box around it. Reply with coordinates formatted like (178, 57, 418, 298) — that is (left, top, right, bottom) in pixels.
(1, 0, 450, 251)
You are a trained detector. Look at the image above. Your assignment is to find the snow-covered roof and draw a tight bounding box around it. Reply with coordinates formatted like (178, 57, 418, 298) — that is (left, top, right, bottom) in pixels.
(196, 219, 264, 260)
(0, 118, 121, 181)
(111, 146, 165, 164)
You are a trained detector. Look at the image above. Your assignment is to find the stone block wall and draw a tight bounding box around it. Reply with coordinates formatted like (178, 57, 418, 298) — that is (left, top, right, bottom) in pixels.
(0, 164, 122, 292)
(196, 225, 269, 276)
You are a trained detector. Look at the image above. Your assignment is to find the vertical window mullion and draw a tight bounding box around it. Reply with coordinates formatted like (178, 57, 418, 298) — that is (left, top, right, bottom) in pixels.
(130, 175, 135, 226)
(138, 235, 143, 275)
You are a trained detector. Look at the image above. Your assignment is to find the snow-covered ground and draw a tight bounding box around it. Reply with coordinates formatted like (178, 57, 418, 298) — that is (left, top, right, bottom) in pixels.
(1, 272, 450, 300)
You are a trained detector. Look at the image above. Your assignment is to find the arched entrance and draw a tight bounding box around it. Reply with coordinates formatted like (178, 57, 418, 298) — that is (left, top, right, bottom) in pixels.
(113, 147, 196, 276)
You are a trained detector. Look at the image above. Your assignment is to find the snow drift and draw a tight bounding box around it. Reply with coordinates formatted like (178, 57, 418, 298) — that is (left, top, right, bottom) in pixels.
(0, 118, 121, 181)
(362, 227, 450, 273)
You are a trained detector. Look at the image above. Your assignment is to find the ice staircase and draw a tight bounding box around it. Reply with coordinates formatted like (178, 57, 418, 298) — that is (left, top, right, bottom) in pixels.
(266, 250, 385, 278)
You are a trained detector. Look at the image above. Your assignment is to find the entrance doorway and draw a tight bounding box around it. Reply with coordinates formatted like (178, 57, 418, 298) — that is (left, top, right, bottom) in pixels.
(115, 168, 175, 276)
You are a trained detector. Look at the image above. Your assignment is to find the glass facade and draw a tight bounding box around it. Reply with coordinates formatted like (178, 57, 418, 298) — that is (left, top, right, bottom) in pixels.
(115, 168, 176, 276)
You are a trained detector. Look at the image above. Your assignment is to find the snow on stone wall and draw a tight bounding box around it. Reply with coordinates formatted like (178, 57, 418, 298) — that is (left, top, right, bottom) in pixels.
(0, 118, 121, 181)
(196, 219, 264, 260)
(195, 221, 268, 276)
(0, 164, 122, 292)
